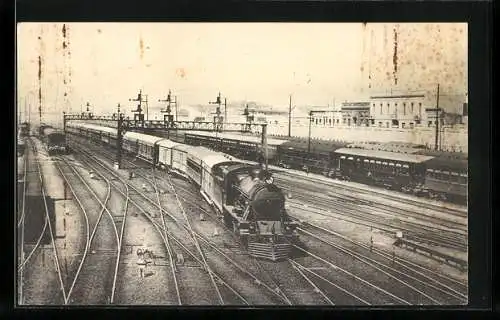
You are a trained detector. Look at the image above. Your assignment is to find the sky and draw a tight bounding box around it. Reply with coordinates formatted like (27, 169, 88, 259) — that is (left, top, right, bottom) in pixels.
(16, 23, 467, 125)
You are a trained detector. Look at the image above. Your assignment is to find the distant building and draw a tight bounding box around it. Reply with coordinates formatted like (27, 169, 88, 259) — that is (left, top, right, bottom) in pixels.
(368, 92, 466, 129)
(369, 94, 425, 129)
(340, 102, 371, 126)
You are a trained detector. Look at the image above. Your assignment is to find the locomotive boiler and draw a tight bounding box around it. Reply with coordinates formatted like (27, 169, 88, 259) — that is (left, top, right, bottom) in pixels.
(221, 164, 298, 261)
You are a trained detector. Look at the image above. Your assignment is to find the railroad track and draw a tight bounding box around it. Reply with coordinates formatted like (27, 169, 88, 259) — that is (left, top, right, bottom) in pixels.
(18, 137, 67, 304)
(55, 156, 121, 304)
(70, 143, 285, 305)
(285, 190, 467, 251)
(17, 147, 28, 304)
(275, 170, 467, 217)
(297, 222, 467, 304)
(69, 137, 466, 305)
(275, 173, 467, 232)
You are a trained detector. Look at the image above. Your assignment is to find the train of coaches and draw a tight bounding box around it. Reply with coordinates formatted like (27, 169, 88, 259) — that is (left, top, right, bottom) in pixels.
(66, 121, 299, 261)
(18, 120, 467, 204)
(60, 122, 466, 204)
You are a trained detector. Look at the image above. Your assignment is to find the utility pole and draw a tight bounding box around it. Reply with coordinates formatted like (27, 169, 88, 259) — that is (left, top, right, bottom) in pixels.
(288, 95, 292, 137)
(261, 124, 268, 171)
(224, 98, 227, 125)
(308, 111, 313, 153)
(116, 104, 124, 169)
(174, 96, 178, 121)
(435, 83, 440, 151)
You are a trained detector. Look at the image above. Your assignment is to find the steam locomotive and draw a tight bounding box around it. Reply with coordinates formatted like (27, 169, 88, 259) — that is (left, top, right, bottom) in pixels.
(65, 122, 299, 261)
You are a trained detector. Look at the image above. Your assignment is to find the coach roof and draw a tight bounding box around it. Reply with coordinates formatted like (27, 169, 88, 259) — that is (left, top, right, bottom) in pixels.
(335, 147, 434, 164)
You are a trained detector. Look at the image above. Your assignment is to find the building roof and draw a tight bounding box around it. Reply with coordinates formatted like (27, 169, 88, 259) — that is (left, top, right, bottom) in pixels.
(370, 94, 425, 99)
(335, 147, 434, 164)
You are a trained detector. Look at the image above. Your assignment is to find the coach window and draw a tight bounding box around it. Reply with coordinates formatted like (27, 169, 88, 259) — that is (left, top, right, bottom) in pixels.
(402, 164, 409, 175)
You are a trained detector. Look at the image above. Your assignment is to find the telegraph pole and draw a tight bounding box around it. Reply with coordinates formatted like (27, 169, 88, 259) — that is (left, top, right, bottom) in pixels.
(116, 104, 124, 169)
(261, 124, 268, 171)
(308, 110, 313, 153)
(224, 98, 227, 125)
(435, 83, 440, 151)
(174, 96, 178, 121)
(288, 95, 292, 137)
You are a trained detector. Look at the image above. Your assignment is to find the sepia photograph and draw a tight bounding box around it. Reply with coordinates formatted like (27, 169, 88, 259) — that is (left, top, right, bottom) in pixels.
(16, 22, 468, 306)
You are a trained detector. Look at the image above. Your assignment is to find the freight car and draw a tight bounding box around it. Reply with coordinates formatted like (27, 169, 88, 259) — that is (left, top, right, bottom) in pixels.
(65, 122, 299, 261)
(40, 126, 68, 155)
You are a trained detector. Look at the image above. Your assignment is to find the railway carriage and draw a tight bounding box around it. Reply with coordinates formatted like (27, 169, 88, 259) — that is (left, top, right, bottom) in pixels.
(185, 131, 221, 150)
(123, 131, 163, 163)
(421, 155, 468, 203)
(277, 139, 347, 176)
(184, 131, 287, 163)
(185, 146, 222, 186)
(171, 144, 198, 174)
(157, 139, 182, 169)
(334, 148, 434, 191)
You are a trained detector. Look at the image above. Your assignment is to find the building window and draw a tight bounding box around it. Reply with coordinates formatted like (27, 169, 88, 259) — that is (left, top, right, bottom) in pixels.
(380, 103, 383, 114)
(336, 119, 339, 124)
(387, 103, 390, 114)
(419, 103, 422, 116)
(428, 121, 432, 127)
(410, 122, 414, 128)
(411, 102, 414, 113)
(378, 122, 382, 127)
(403, 103, 406, 115)
(329, 119, 332, 125)
(372, 103, 375, 114)
(402, 122, 406, 128)
(386, 122, 389, 128)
